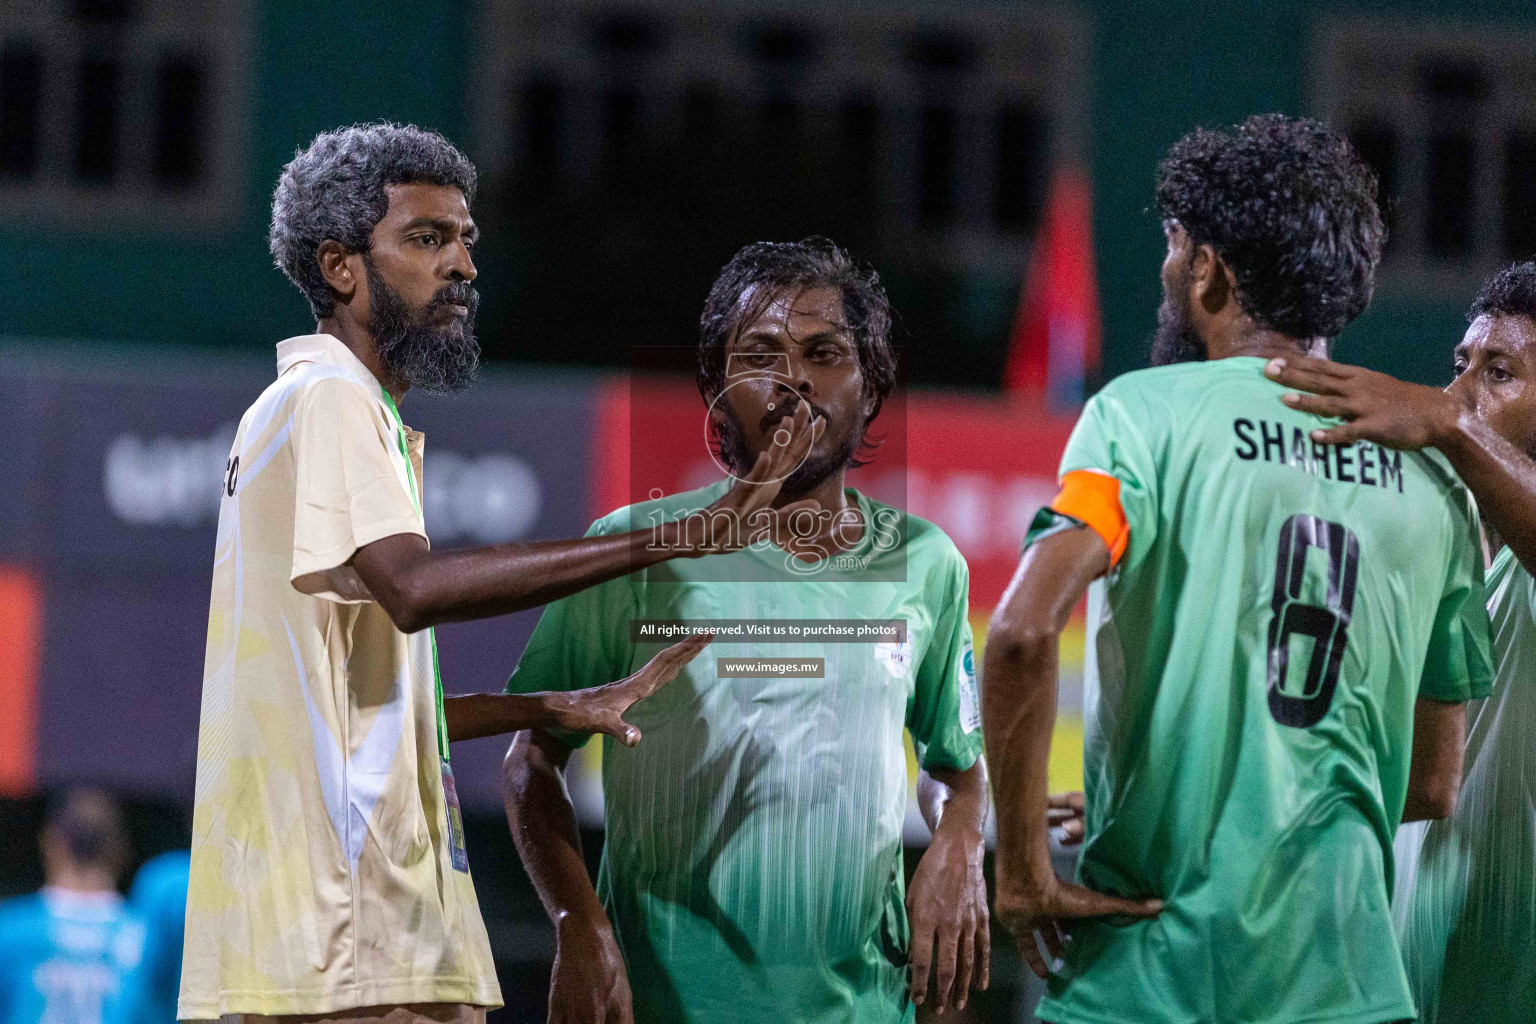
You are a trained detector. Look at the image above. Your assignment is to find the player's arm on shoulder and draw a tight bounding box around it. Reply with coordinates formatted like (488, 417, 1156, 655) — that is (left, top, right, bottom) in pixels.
(1266, 355, 1536, 574)
(1403, 698, 1467, 822)
(503, 730, 633, 1024)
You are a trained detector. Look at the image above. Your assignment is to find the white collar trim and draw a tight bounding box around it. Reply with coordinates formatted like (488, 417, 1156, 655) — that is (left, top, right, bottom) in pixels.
(275, 333, 383, 392)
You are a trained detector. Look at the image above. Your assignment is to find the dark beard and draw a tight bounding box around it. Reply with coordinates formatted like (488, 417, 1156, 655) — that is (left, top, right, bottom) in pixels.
(365, 257, 481, 395)
(715, 398, 862, 500)
(1148, 293, 1207, 367)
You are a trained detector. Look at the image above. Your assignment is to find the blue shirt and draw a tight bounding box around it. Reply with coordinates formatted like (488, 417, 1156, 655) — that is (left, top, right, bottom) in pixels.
(128, 853, 189, 1024)
(0, 889, 148, 1024)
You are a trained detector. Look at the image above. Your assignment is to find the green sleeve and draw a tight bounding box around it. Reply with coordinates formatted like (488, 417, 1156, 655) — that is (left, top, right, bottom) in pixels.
(505, 516, 639, 747)
(1419, 495, 1494, 703)
(908, 549, 983, 772)
(1022, 506, 1090, 550)
(1038, 386, 1161, 566)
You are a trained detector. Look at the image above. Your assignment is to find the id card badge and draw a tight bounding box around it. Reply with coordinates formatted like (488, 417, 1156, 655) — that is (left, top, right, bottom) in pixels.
(441, 761, 470, 873)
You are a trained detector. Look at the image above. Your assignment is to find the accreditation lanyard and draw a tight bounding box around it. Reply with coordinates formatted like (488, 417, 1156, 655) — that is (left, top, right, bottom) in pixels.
(379, 388, 451, 766)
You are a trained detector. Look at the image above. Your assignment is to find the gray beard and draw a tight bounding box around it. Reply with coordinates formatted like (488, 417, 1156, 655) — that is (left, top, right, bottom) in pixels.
(366, 259, 481, 395)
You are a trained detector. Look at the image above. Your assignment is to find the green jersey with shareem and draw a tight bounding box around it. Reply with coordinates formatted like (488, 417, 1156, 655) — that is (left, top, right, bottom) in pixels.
(1030, 358, 1492, 1024)
(506, 481, 982, 1024)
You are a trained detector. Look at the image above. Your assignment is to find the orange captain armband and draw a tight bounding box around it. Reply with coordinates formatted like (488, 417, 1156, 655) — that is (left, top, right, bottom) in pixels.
(1049, 469, 1130, 568)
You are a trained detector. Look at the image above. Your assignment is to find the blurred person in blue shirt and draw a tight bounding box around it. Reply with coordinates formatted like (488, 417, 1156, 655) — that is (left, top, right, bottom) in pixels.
(127, 850, 188, 1024)
(0, 789, 147, 1024)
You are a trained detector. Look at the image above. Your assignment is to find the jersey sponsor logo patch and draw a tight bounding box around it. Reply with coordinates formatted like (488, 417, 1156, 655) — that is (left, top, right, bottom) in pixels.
(874, 638, 912, 678)
(958, 642, 980, 733)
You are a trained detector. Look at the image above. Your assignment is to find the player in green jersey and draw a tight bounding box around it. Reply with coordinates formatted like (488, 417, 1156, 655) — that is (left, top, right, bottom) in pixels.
(502, 238, 990, 1024)
(1264, 262, 1536, 1022)
(984, 114, 1493, 1024)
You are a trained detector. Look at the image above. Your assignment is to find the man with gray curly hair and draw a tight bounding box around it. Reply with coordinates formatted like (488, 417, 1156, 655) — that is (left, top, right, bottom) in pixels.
(179, 123, 818, 1024)
(267, 120, 486, 395)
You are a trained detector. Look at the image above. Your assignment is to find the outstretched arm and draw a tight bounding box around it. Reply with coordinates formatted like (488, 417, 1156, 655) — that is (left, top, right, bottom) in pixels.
(1265, 356, 1536, 572)
(504, 730, 634, 1024)
(352, 405, 821, 633)
(444, 634, 711, 745)
(984, 525, 1162, 978)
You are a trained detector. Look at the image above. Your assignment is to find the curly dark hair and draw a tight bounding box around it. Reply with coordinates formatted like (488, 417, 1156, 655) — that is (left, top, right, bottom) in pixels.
(1155, 114, 1385, 341)
(270, 122, 477, 318)
(1469, 262, 1536, 322)
(697, 237, 896, 419)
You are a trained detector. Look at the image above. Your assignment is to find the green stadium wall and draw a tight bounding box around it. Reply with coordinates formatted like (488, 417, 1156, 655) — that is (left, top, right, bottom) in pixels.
(3, 0, 1534, 389)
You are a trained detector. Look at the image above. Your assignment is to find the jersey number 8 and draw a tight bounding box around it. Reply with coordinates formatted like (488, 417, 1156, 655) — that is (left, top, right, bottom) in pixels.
(1266, 513, 1360, 728)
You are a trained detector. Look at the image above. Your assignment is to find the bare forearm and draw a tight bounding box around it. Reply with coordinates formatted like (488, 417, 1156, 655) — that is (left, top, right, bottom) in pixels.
(918, 761, 989, 838)
(982, 528, 1106, 884)
(395, 530, 679, 631)
(1440, 414, 1536, 573)
(445, 692, 572, 744)
(1401, 795, 1442, 824)
(1402, 698, 1467, 823)
(983, 635, 1060, 882)
(502, 732, 609, 929)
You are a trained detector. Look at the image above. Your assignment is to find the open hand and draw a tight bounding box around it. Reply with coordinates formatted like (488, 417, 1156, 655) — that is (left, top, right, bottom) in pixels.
(907, 826, 989, 1013)
(558, 633, 712, 746)
(1264, 355, 1463, 450)
(995, 869, 1162, 979)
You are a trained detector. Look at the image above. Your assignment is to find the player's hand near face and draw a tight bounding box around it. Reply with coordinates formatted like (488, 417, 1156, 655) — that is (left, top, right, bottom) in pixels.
(554, 633, 713, 746)
(686, 401, 826, 553)
(1264, 355, 1464, 449)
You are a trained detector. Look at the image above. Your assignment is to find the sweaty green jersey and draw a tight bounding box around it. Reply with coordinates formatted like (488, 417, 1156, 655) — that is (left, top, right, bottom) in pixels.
(1394, 545, 1536, 1023)
(1030, 358, 1492, 1024)
(506, 482, 982, 1024)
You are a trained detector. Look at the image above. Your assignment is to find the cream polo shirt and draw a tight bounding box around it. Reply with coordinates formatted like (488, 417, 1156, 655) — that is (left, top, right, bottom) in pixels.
(179, 334, 500, 1020)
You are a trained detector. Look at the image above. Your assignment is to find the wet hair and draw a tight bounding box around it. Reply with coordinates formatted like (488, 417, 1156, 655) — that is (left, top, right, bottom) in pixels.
(270, 121, 477, 318)
(1469, 261, 1536, 323)
(1155, 113, 1385, 342)
(43, 788, 129, 876)
(697, 237, 897, 420)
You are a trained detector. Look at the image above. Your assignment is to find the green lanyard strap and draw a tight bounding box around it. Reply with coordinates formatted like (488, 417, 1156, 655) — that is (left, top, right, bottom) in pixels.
(379, 388, 451, 764)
